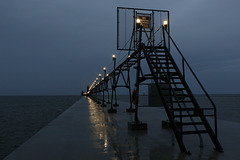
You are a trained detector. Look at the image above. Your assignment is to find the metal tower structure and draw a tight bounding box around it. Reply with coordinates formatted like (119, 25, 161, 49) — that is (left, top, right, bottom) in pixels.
(87, 7, 223, 153)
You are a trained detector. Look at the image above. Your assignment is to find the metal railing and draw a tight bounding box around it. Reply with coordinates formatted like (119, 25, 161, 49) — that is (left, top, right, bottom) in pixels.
(163, 27, 218, 137)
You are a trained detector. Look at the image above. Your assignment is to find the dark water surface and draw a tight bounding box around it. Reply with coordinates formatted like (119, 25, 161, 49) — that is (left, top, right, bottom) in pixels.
(0, 96, 81, 159)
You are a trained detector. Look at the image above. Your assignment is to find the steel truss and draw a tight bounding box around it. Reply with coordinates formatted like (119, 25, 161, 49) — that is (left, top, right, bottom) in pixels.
(87, 8, 223, 154)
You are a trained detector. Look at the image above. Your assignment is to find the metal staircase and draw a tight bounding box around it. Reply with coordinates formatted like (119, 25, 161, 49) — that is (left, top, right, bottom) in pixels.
(89, 7, 223, 153)
(142, 44, 223, 153)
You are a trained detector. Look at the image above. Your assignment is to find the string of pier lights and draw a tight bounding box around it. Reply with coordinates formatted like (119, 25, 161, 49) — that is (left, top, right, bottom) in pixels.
(88, 19, 169, 94)
(87, 54, 116, 94)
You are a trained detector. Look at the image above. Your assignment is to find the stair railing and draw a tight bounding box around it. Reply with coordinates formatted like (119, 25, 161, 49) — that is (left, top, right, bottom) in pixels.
(162, 27, 218, 137)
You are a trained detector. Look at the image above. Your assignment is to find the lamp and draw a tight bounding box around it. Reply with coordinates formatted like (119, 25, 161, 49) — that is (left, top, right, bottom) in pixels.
(136, 18, 141, 24)
(112, 54, 116, 61)
(163, 20, 168, 26)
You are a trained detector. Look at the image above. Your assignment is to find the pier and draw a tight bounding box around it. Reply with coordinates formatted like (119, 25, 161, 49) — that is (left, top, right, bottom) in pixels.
(4, 7, 232, 159)
(4, 96, 240, 159)
(86, 7, 223, 153)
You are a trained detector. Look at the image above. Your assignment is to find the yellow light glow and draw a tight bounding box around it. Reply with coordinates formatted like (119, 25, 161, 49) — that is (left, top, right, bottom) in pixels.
(99, 74, 101, 77)
(163, 20, 168, 26)
(136, 19, 141, 24)
(102, 78, 104, 81)
(112, 54, 116, 59)
(106, 74, 109, 77)
(103, 67, 106, 71)
(96, 78, 98, 80)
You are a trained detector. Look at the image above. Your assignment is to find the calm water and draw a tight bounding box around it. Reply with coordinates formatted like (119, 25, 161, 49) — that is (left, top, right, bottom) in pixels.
(0, 95, 81, 159)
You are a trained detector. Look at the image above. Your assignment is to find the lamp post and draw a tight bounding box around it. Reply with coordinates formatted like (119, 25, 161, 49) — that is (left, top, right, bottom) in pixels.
(106, 73, 110, 104)
(112, 55, 119, 107)
(101, 67, 106, 107)
(97, 74, 102, 104)
(96, 78, 98, 102)
(162, 20, 170, 51)
(127, 20, 147, 130)
(108, 54, 117, 113)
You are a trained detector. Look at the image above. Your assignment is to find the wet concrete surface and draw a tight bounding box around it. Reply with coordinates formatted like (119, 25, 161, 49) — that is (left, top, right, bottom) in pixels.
(4, 96, 240, 159)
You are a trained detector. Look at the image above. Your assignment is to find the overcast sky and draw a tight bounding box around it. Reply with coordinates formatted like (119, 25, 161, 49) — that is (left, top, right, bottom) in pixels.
(0, 0, 240, 95)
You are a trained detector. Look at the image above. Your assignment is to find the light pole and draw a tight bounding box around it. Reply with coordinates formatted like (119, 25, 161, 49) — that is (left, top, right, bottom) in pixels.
(106, 73, 110, 104)
(128, 20, 147, 130)
(112, 55, 119, 107)
(101, 67, 106, 107)
(97, 74, 102, 104)
(108, 54, 117, 113)
(96, 78, 98, 102)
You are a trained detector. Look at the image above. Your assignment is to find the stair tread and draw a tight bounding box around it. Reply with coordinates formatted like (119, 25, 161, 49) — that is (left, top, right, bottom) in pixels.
(172, 100, 192, 103)
(182, 122, 204, 125)
(174, 114, 199, 117)
(169, 108, 195, 111)
(164, 94, 189, 97)
(182, 130, 208, 135)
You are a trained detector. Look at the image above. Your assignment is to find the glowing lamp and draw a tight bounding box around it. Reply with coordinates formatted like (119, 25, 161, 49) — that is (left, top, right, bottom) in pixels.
(163, 20, 168, 26)
(136, 19, 141, 24)
(112, 54, 116, 60)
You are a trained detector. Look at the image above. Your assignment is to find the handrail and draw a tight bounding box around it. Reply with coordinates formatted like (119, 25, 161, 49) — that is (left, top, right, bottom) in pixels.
(163, 27, 218, 137)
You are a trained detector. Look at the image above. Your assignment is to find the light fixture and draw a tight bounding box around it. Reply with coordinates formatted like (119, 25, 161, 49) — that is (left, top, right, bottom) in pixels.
(99, 74, 101, 77)
(163, 20, 168, 26)
(103, 67, 106, 71)
(136, 18, 141, 24)
(112, 54, 116, 60)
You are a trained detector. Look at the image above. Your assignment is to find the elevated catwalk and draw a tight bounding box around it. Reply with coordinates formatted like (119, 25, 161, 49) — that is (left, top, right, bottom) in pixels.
(4, 96, 240, 159)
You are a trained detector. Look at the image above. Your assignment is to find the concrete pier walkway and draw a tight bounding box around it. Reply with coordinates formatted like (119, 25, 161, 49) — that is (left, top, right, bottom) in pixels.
(4, 96, 240, 159)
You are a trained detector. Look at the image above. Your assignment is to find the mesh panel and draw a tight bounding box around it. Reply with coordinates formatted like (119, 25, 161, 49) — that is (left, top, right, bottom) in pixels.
(117, 7, 169, 51)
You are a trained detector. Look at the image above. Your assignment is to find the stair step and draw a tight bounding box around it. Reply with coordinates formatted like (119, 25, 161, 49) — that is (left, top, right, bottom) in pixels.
(172, 100, 192, 103)
(149, 55, 166, 58)
(182, 130, 208, 135)
(174, 114, 198, 118)
(150, 58, 169, 61)
(165, 94, 189, 97)
(153, 66, 175, 69)
(182, 122, 204, 126)
(147, 51, 166, 54)
(149, 57, 170, 60)
(173, 88, 186, 91)
(169, 108, 195, 111)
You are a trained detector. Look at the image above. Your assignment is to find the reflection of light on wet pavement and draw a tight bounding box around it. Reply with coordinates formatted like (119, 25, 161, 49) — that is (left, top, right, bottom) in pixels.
(88, 97, 111, 154)
(87, 97, 142, 159)
(104, 139, 108, 151)
(5, 96, 240, 159)
(87, 96, 240, 159)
